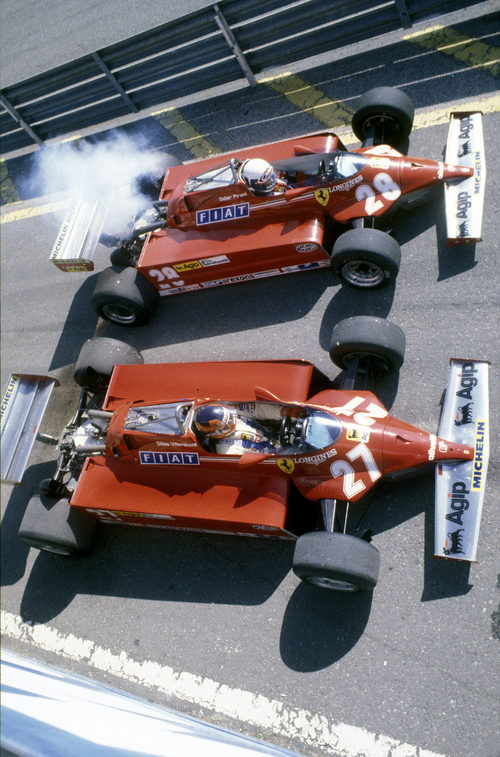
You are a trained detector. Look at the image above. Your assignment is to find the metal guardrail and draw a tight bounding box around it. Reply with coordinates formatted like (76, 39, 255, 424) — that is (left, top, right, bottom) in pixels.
(0, 0, 483, 154)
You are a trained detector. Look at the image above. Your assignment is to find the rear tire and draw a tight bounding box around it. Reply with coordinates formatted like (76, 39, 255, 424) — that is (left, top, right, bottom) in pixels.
(19, 494, 96, 555)
(329, 316, 405, 374)
(92, 266, 158, 326)
(331, 228, 400, 288)
(109, 246, 133, 267)
(352, 86, 414, 146)
(74, 337, 143, 392)
(293, 531, 380, 591)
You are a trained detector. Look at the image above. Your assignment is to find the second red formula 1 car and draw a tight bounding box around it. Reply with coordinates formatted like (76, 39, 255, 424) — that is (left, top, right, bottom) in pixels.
(50, 87, 485, 326)
(1, 317, 489, 592)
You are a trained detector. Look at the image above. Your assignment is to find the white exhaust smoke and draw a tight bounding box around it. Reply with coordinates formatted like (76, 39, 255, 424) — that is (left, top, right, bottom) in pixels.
(27, 131, 169, 238)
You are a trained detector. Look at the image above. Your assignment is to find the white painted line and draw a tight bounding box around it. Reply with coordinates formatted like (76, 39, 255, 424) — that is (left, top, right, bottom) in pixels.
(2, 610, 446, 757)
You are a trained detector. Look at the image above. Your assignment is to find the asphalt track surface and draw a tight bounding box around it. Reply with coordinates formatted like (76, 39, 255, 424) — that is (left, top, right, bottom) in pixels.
(1, 3, 499, 756)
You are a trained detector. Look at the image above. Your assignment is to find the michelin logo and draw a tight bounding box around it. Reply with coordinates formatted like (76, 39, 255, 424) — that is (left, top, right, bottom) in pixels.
(0, 375, 18, 422)
(197, 203, 249, 226)
(471, 419, 486, 491)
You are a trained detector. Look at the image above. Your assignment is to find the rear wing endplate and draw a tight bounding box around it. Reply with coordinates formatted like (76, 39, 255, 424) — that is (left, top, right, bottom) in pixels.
(49, 191, 114, 272)
(444, 111, 485, 246)
(1, 374, 59, 485)
(435, 359, 489, 561)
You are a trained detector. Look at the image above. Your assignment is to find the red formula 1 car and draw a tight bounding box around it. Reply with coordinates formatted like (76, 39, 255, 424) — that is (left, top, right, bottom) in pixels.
(50, 87, 485, 326)
(1, 318, 489, 591)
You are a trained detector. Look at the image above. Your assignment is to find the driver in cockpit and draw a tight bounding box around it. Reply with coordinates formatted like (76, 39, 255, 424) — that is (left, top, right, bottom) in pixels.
(238, 158, 289, 196)
(194, 403, 307, 455)
(194, 404, 276, 454)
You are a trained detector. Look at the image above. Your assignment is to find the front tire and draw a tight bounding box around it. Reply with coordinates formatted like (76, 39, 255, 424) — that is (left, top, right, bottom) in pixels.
(92, 266, 158, 326)
(329, 315, 405, 374)
(293, 531, 380, 591)
(331, 228, 400, 288)
(74, 336, 143, 392)
(19, 494, 96, 556)
(352, 86, 414, 146)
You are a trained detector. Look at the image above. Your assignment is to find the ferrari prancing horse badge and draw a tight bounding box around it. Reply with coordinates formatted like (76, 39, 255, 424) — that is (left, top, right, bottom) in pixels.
(314, 188, 329, 206)
(277, 458, 295, 474)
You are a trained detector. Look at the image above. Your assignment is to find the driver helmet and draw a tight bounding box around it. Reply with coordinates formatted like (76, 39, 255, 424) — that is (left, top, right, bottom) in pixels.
(240, 158, 278, 194)
(195, 404, 237, 438)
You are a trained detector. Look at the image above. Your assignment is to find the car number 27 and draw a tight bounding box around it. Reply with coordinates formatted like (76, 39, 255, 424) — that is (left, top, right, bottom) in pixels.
(330, 442, 381, 499)
(355, 172, 401, 215)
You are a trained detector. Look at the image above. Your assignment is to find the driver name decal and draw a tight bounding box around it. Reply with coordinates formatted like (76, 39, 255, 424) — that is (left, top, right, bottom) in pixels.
(140, 451, 199, 465)
(196, 203, 249, 225)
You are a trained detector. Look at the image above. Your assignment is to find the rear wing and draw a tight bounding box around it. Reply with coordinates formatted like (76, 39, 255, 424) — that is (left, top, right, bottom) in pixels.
(435, 359, 489, 561)
(0, 374, 58, 485)
(444, 111, 485, 246)
(49, 192, 114, 272)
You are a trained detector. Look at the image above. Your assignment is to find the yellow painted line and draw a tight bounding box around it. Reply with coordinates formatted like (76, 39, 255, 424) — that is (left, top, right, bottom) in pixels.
(60, 134, 83, 144)
(1, 196, 70, 224)
(404, 24, 500, 78)
(260, 72, 355, 130)
(151, 106, 220, 158)
(411, 93, 500, 132)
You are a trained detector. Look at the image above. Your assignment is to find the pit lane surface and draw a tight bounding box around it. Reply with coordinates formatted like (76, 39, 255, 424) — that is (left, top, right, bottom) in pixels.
(1, 4, 499, 756)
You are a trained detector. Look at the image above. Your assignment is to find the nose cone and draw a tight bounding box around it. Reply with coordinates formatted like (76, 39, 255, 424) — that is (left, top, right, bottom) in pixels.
(399, 156, 472, 195)
(430, 435, 474, 463)
(442, 162, 474, 181)
(381, 417, 474, 476)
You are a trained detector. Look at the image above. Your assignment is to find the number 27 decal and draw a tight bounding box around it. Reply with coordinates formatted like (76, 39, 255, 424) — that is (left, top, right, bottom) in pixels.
(330, 442, 381, 499)
(355, 172, 401, 215)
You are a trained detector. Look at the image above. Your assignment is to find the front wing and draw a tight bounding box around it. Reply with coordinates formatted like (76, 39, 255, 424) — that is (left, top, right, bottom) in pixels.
(435, 358, 489, 561)
(444, 111, 486, 246)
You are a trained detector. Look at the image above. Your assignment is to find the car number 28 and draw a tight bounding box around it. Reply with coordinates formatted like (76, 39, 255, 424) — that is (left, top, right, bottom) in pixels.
(330, 442, 381, 499)
(355, 172, 401, 215)
(148, 266, 185, 289)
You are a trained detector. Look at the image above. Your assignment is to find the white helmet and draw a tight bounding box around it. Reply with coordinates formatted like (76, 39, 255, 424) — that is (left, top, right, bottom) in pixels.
(241, 158, 277, 193)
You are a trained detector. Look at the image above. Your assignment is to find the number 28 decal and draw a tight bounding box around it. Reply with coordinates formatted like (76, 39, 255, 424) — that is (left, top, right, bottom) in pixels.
(355, 172, 401, 215)
(148, 266, 185, 289)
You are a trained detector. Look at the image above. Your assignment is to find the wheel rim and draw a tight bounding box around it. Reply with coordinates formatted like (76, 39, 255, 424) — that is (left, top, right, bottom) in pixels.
(360, 114, 404, 140)
(341, 259, 385, 287)
(306, 575, 360, 592)
(101, 303, 137, 325)
(340, 351, 391, 373)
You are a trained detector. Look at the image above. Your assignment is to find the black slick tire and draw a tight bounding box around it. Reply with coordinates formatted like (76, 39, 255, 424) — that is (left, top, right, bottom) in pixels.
(331, 228, 401, 288)
(329, 315, 405, 374)
(92, 266, 158, 326)
(74, 337, 143, 392)
(19, 494, 96, 556)
(293, 531, 380, 591)
(352, 86, 415, 146)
